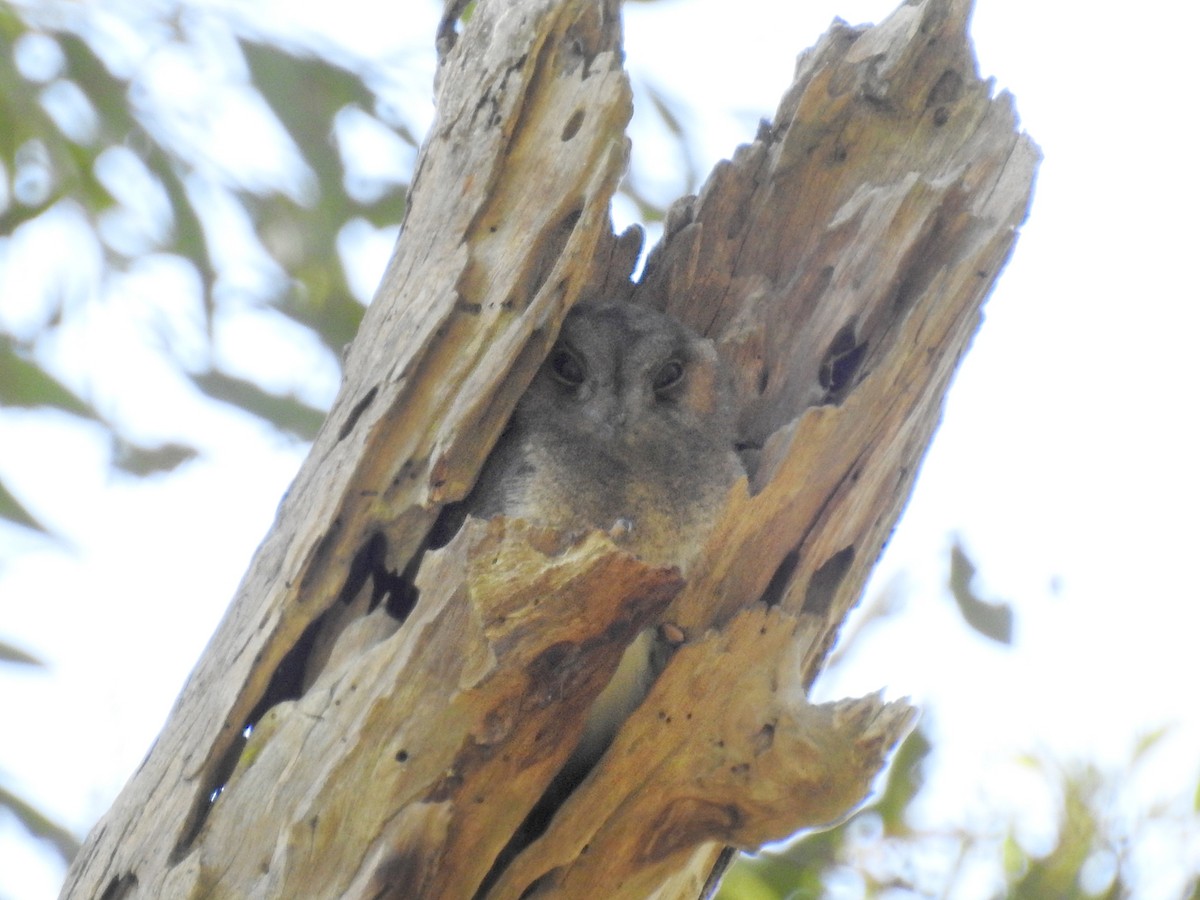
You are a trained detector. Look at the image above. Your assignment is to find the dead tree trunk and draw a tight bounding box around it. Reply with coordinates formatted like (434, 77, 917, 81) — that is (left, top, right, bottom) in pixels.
(62, 0, 1037, 897)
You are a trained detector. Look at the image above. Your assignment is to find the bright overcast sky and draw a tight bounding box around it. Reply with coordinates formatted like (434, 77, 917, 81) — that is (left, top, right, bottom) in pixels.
(2, 0, 1198, 896)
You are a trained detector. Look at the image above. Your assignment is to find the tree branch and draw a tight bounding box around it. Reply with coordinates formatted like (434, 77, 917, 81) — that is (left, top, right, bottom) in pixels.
(61, 0, 1036, 897)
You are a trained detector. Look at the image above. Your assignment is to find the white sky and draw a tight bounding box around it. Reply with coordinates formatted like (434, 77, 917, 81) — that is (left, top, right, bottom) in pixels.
(2, 0, 1199, 897)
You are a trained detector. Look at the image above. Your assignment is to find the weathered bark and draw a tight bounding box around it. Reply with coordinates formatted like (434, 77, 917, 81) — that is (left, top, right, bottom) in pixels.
(62, 0, 1037, 897)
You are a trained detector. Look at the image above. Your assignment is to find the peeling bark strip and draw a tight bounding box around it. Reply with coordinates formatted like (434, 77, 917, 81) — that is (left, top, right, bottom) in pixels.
(62, 0, 1036, 898)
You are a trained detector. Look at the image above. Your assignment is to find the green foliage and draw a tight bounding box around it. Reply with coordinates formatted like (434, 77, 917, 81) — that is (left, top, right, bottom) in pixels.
(716, 726, 931, 900)
(0, 475, 46, 533)
(0, 783, 79, 865)
(0, 641, 79, 865)
(0, 0, 697, 538)
(718, 547, 1200, 899)
(720, 728, 1200, 899)
(0, 1, 413, 531)
(189, 370, 326, 442)
(110, 438, 199, 477)
(0, 637, 43, 666)
(0, 336, 96, 417)
(948, 538, 1014, 645)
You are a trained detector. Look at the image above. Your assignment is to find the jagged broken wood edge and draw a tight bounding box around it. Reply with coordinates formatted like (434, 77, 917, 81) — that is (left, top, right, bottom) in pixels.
(59, 0, 1040, 895)
(492, 0, 1040, 896)
(181, 518, 685, 898)
(60, 1, 638, 897)
(488, 608, 916, 899)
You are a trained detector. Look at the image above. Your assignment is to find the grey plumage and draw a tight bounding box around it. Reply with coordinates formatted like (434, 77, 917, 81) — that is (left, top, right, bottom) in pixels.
(467, 298, 742, 814)
(469, 299, 741, 566)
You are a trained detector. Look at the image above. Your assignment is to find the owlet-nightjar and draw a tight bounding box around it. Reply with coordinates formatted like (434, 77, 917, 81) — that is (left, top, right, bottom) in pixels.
(466, 299, 743, 781)
(469, 300, 740, 557)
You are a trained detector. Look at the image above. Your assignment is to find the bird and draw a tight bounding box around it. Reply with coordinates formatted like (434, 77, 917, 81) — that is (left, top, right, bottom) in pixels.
(464, 297, 743, 795)
(467, 299, 741, 564)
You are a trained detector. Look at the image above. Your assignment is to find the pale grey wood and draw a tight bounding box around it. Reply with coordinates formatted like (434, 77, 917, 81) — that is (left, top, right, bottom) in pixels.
(61, 0, 1036, 896)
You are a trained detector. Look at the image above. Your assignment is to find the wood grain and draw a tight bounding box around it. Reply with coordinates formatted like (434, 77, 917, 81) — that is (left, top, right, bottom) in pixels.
(61, 0, 1036, 896)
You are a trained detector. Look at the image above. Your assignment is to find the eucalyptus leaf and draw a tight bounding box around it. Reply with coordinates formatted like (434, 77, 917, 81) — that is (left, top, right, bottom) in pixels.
(0, 638, 44, 666)
(0, 784, 80, 864)
(948, 540, 1014, 645)
(190, 370, 326, 440)
(0, 339, 96, 418)
(0, 477, 47, 533)
(112, 439, 200, 476)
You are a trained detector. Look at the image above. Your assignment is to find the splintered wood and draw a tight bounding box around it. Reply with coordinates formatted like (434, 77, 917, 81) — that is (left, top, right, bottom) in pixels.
(61, 0, 1036, 897)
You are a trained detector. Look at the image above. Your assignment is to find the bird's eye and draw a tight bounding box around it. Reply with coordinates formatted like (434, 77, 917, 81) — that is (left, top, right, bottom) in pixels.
(653, 359, 685, 394)
(549, 347, 585, 388)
